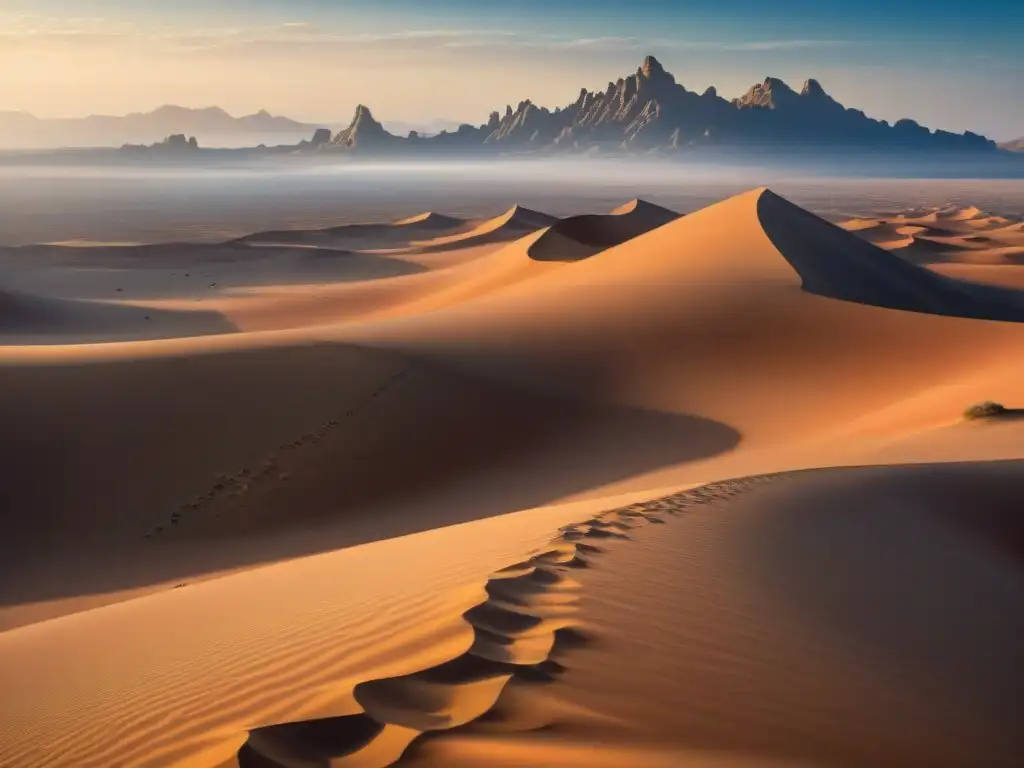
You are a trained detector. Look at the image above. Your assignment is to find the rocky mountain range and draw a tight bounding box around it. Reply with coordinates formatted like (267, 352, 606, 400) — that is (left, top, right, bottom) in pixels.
(324, 55, 998, 156)
(0, 106, 326, 150)
(1000, 137, 1024, 152)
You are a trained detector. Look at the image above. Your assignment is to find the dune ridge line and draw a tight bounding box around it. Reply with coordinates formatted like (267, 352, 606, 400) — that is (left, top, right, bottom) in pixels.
(226, 474, 779, 768)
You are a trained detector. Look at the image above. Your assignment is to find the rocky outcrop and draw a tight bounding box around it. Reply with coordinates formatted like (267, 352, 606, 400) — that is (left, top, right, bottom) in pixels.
(121, 134, 200, 152)
(330, 105, 402, 149)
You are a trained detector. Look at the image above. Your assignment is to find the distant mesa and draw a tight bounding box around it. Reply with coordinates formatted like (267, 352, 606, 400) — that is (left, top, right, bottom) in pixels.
(310, 127, 332, 146)
(121, 134, 200, 152)
(294, 127, 333, 150)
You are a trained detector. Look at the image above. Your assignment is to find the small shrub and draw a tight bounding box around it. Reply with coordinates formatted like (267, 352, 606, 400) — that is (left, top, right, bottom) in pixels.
(963, 401, 1008, 420)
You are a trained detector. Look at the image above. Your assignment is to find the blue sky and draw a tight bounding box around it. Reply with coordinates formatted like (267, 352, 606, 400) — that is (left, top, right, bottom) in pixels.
(2, 0, 1021, 139)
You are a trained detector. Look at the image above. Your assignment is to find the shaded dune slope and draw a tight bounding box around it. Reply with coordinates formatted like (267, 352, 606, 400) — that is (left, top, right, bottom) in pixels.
(0, 287, 235, 341)
(233, 208, 559, 256)
(0, 342, 738, 621)
(391, 212, 466, 229)
(397, 206, 559, 254)
(757, 190, 1024, 320)
(0, 241, 424, 305)
(528, 199, 679, 262)
(236, 212, 470, 250)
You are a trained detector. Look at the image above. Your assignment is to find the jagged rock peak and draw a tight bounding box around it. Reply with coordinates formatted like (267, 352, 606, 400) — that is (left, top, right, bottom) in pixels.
(330, 103, 392, 147)
(641, 55, 666, 78)
(353, 104, 377, 121)
(801, 78, 826, 97)
(736, 77, 798, 108)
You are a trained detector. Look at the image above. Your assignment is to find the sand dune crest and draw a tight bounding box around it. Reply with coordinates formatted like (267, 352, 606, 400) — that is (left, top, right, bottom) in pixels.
(527, 198, 679, 262)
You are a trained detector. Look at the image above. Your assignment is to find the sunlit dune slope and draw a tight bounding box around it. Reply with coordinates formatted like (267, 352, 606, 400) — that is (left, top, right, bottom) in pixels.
(405, 205, 558, 252)
(338, 188, 1024, 456)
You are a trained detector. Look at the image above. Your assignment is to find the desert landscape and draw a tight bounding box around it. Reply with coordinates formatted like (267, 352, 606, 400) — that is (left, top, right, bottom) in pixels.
(3, 1, 1024, 763)
(2, 181, 1024, 767)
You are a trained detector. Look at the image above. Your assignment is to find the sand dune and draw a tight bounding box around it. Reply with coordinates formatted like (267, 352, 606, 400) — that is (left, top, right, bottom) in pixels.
(528, 198, 679, 261)
(394, 205, 558, 254)
(171, 228, 566, 332)
(2, 186, 1024, 767)
(338, 188, 1024, 449)
(0, 488, 688, 768)
(931, 263, 1024, 289)
(0, 285, 233, 342)
(391, 212, 465, 229)
(409, 465, 1024, 767)
(843, 205, 1024, 268)
(237, 211, 471, 252)
(0, 241, 423, 304)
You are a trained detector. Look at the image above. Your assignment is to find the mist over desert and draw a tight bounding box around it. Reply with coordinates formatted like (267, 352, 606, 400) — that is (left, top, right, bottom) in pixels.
(3, 3, 1024, 765)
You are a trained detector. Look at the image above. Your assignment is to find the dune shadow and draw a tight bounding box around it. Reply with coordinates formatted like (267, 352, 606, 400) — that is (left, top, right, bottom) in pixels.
(757, 190, 1024, 322)
(742, 461, 1024, 754)
(527, 202, 679, 263)
(0, 242, 426, 300)
(0, 287, 238, 343)
(0, 343, 740, 616)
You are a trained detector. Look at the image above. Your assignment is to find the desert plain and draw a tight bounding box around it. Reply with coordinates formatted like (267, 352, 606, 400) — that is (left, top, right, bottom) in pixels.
(1, 176, 1024, 768)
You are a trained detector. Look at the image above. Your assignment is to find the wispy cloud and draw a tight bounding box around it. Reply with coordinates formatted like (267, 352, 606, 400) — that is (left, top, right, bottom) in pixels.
(0, 15, 851, 55)
(439, 33, 853, 54)
(688, 39, 853, 51)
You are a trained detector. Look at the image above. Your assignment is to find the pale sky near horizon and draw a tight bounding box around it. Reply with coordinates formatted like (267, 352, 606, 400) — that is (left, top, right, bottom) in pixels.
(1, 0, 1022, 140)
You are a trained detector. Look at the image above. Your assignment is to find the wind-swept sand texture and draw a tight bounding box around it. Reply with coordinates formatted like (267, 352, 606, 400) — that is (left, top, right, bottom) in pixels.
(841, 204, 1024, 267)
(406, 465, 1024, 768)
(2, 187, 1024, 767)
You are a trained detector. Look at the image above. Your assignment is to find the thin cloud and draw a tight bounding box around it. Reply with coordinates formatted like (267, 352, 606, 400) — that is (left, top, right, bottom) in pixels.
(443, 34, 849, 53)
(0, 17, 851, 58)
